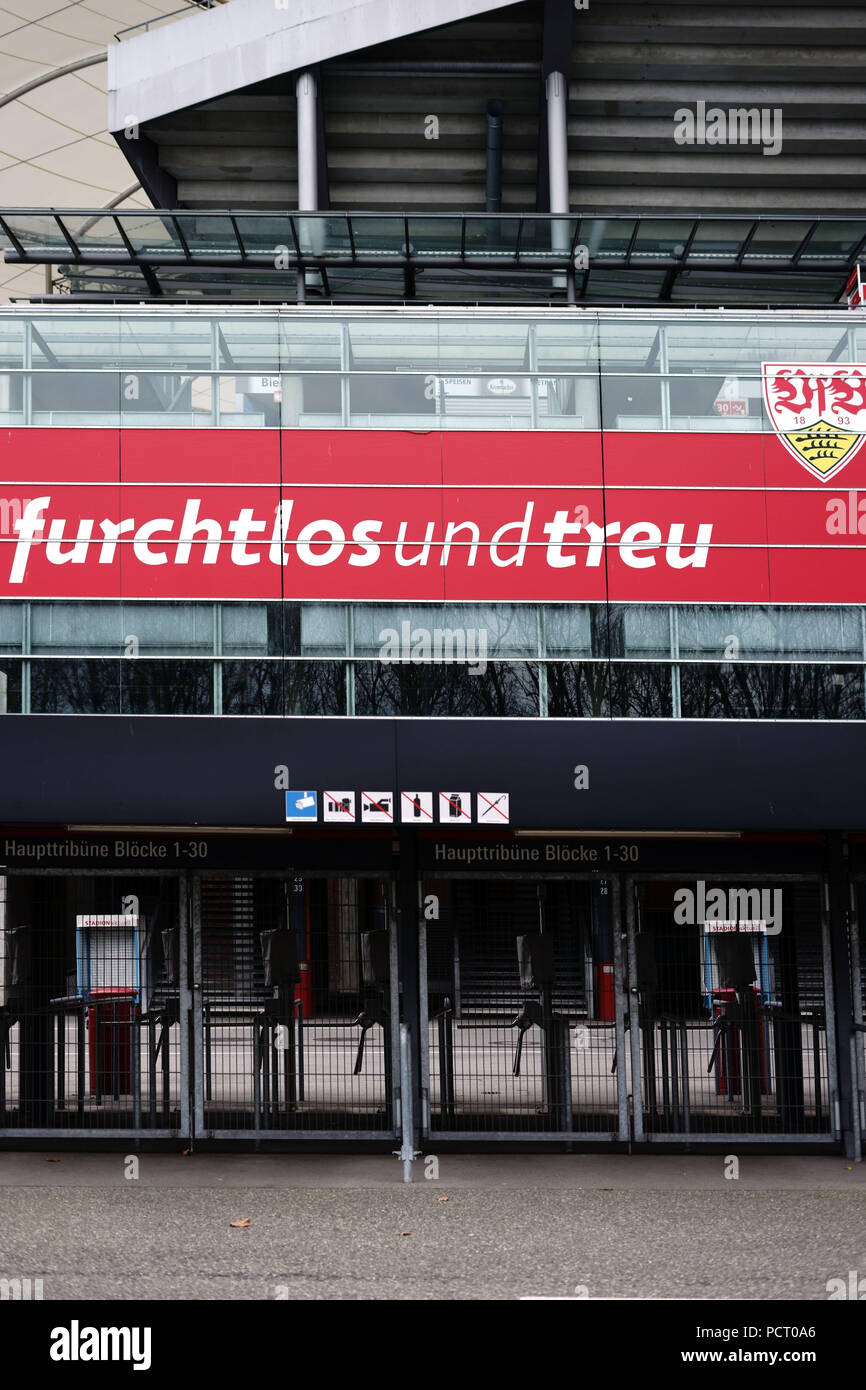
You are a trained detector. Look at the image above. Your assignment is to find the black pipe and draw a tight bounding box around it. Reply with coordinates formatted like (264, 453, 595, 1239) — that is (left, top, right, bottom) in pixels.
(486, 100, 504, 215)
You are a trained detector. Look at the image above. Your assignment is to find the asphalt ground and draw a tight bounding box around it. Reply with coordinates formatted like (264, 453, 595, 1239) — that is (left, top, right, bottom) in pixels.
(0, 1153, 864, 1302)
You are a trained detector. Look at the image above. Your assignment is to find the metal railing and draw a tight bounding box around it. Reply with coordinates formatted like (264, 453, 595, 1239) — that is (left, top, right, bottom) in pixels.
(115, 0, 228, 44)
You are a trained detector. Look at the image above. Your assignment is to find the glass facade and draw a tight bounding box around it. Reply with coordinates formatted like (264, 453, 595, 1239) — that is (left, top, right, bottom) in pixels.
(0, 306, 862, 718)
(0, 306, 861, 431)
(0, 601, 863, 719)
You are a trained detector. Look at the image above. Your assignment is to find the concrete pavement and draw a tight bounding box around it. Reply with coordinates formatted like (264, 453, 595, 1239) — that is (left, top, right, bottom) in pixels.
(0, 1154, 864, 1300)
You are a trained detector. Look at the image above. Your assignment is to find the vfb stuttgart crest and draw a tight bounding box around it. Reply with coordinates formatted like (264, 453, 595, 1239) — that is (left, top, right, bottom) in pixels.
(763, 362, 866, 480)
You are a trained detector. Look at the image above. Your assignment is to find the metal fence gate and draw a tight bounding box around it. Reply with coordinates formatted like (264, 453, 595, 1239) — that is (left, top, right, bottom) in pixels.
(0, 861, 855, 1151)
(623, 874, 837, 1145)
(418, 870, 842, 1148)
(191, 872, 399, 1141)
(419, 875, 629, 1142)
(0, 867, 399, 1144)
(0, 869, 187, 1140)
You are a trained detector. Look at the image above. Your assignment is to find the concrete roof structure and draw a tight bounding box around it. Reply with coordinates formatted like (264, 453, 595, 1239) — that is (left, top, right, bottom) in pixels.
(0, 0, 205, 302)
(109, 0, 520, 131)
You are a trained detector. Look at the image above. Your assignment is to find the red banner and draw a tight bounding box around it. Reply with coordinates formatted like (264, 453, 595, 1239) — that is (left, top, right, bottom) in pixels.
(0, 428, 863, 602)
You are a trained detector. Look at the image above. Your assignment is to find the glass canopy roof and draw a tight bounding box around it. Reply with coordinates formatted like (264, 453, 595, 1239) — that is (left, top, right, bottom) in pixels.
(1, 211, 862, 305)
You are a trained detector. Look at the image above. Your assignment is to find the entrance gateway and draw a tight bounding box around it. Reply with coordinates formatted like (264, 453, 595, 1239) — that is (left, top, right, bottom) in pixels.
(1, 826, 862, 1159)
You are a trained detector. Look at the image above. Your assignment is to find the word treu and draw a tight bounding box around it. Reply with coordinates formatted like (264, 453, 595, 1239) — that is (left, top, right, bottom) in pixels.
(7, 497, 714, 584)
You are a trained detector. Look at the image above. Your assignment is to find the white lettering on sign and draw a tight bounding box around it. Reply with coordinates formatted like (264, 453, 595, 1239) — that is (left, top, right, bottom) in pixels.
(7, 496, 714, 586)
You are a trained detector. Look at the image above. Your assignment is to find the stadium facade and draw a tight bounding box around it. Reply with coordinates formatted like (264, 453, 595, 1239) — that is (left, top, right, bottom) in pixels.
(0, 0, 865, 1158)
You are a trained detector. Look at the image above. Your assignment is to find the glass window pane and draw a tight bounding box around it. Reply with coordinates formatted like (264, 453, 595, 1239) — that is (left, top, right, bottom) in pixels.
(546, 662, 609, 716)
(119, 317, 213, 371)
(294, 215, 351, 258)
(583, 218, 637, 259)
(31, 605, 124, 656)
(282, 373, 341, 425)
(0, 658, 21, 711)
(677, 606, 863, 660)
(609, 663, 673, 717)
(349, 373, 437, 426)
(279, 320, 342, 371)
(347, 318, 438, 371)
(544, 606, 593, 657)
(31, 371, 120, 425)
(463, 217, 522, 258)
(631, 219, 696, 261)
(0, 318, 24, 370)
(2, 214, 71, 256)
(30, 659, 120, 713)
(0, 602, 23, 652)
(284, 660, 346, 714)
(27, 315, 123, 368)
(621, 608, 671, 659)
(235, 215, 296, 259)
(351, 216, 407, 257)
(669, 374, 761, 430)
(438, 318, 529, 373)
(680, 663, 865, 719)
(598, 320, 663, 373)
(354, 661, 539, 716)
(742, 219, 812, 260)
(601, 374, 662, 428)
(300, 605, 346, 655)
(119, 604, 214, 656)
(122, 660, 213, 714)
(408, 217, 462, 259)
(120, 373, 216, 426)
(221, 604, 280, 656)
(116, 213, 185, 257)
(221, 661, 283, 714)
(354, 604, 538, 659)
(799, 220, 866, 263)
(217, 317, 279, 371)
(535, 319, 599, 371)
(174, 214, 241, 257)
(665, 321, 764, 373)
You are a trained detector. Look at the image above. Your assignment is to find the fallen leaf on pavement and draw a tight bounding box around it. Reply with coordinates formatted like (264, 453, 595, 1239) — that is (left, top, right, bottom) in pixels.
(229, 1217, 251, 1228)
(437, 1195, 449, 1203)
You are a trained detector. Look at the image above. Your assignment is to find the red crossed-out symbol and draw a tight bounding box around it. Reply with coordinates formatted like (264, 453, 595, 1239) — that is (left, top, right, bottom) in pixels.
(361, 791, 393, 818)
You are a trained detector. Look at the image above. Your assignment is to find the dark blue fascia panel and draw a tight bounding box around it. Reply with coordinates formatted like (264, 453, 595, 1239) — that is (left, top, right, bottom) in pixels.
(0, 716, 862, 831)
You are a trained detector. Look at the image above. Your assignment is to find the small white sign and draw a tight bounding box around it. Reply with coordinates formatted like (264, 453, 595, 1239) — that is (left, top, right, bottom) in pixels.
(703, 920, 766, 934)
(439, 791, 472, 824)
(477, 792, 510, 824)
(401, 791, 434, 823)
(323, 791, 356, 823)
(360, 791, 394, 823)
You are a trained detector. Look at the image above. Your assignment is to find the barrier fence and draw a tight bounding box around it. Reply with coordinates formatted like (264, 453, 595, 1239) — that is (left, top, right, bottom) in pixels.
(0, 865, 859, 1155)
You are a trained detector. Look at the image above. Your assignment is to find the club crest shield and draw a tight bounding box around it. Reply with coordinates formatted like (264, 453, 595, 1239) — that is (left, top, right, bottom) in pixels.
(762, 362, 866, 480)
